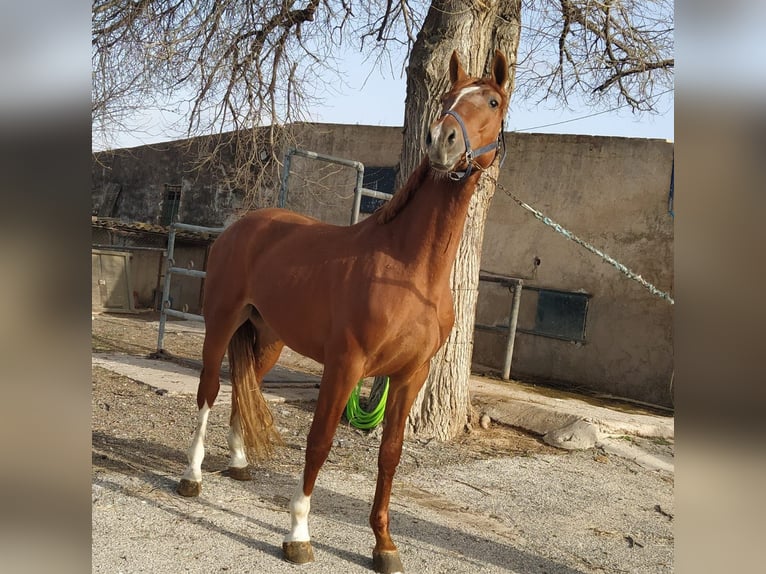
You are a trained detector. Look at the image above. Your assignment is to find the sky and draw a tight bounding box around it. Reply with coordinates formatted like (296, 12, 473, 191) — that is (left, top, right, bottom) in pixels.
(313, 48, 674, 141)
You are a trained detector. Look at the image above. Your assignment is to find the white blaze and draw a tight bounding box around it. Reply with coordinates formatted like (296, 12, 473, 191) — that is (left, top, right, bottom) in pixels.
(430, 86, 483, 148)
(449, 85, 482, 110)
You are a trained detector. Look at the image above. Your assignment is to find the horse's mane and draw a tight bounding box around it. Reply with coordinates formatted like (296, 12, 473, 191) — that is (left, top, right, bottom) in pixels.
(376, 157, 431, 224)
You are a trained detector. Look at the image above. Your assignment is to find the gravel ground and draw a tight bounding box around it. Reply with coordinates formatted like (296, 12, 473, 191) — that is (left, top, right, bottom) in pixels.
(91, 313, 673, 573)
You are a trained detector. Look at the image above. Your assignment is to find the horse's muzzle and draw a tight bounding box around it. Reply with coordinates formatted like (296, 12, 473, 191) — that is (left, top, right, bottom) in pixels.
(425, 115, 466, 173)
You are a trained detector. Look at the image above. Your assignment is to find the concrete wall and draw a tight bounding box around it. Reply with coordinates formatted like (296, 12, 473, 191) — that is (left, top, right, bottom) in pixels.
(92, 137, 254, 227)
(476, 133, 674, 407)
(92, 125, 673, 406)
(91, 124, 403, 227)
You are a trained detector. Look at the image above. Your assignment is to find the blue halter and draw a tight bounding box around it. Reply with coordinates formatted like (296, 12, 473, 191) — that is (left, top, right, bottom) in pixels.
(442, 110, 506, 182)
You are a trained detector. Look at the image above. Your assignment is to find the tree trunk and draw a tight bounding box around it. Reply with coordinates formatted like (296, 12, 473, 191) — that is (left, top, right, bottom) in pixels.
(401, 0, 521, 440)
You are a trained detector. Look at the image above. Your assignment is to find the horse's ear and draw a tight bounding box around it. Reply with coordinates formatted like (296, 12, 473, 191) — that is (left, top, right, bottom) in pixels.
(449, 51, 467, 85)
(491, 50, 509, 92)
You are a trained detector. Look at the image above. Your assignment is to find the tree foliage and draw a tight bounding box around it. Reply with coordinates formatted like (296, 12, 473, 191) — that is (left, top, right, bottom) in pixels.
(93, 0, 673, 161)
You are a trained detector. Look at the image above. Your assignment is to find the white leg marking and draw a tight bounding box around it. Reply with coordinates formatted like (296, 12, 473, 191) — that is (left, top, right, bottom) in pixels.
(284, 477, 312, 543)
(181, 404, 211, 483)
(227, 412, 248, 469)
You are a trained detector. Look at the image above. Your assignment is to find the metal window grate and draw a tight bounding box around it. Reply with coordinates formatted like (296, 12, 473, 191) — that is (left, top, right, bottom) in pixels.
(161, 184, 182, 225)
(517, 287, 590, 343)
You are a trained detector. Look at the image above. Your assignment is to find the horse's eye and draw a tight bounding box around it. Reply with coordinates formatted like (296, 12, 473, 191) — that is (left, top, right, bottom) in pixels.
(489, 99, 499, 108)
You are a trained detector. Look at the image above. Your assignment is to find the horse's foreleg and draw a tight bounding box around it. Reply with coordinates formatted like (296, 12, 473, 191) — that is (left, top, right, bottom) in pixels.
(283, 360, 363, 564)
(370, 365, 429, 574)
(282, 474, 314, 564)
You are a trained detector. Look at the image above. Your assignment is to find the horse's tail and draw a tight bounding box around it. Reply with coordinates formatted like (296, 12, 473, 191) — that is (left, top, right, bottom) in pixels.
(228, 321, 282, 462)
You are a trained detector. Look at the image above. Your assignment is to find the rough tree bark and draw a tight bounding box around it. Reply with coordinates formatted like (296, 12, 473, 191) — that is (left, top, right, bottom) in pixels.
(400, 0, 521, 440)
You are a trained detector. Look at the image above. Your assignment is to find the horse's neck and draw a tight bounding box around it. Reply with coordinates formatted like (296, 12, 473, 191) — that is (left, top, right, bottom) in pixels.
(386, 167, 478, 284)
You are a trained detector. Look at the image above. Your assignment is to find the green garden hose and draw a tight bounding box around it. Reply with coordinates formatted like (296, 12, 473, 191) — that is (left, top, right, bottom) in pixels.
(345, 377, 389, 429)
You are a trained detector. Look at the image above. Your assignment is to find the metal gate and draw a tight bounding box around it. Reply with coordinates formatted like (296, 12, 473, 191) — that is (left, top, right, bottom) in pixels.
(155, 222, 224, 353)
(156, 148, 392, 354)
(279, 147, 393, 225)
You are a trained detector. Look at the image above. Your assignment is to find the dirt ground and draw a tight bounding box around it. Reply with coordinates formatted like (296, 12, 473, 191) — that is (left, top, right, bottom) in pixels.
(92, 313, 561, 469)
(91, 313, 674, 573)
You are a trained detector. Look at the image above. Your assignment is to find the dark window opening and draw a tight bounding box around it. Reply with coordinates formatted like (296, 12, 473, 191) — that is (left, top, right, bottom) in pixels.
(517, 287, 590, 342)
(361, 166, 396, 214)
(161, 184, 182, 225)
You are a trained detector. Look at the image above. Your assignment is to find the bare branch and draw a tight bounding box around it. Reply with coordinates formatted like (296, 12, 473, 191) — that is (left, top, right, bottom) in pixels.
(592, 58, 674, 94)
(93, 0, 673, 195)
(518, 0, 673, 112)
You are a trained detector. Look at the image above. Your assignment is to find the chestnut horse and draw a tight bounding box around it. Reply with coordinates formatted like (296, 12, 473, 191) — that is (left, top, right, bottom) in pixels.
(177, 50, 510, 574)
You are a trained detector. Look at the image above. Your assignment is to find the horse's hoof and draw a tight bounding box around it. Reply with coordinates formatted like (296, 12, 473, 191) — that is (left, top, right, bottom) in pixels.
(176, 479, 202, 497)
(373, 549, 404, 574)
(282, 540, 315, 564)
(225, 466, 252, 481)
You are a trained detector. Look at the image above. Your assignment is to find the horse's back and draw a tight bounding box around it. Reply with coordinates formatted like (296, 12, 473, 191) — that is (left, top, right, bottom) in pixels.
(210, 209, 327, 260)
(229, 207, 325, 236)
(203, 208, 346, 343)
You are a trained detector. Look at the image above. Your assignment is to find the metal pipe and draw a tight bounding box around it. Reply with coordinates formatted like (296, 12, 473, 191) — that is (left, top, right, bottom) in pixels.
(156, 222, 225, 352)
(360, 188, 394, 200)
(164, 308, 204, 322)
(289, 147, 365, 171)
(350, 166, 365, 225)
(171, 222, 225, 234)
(278, 150, 293, 208)
(351, 187, 393, 225)
(279, 147, 368, 218)
(156, 226, 177, 352)
(168, 267, 208, 279)
(502, 280, 523, 380)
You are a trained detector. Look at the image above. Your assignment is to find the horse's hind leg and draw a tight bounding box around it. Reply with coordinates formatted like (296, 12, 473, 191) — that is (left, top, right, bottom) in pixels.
(177, 305, 248, 497)
(226, 314, 284, 481)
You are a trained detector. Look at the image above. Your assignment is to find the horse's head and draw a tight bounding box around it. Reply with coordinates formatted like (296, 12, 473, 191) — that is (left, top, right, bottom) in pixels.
(425, 50, 509, 181)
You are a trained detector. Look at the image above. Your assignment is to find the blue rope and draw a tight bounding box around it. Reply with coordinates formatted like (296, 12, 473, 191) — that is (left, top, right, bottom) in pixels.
(497, 183, 674, 305)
